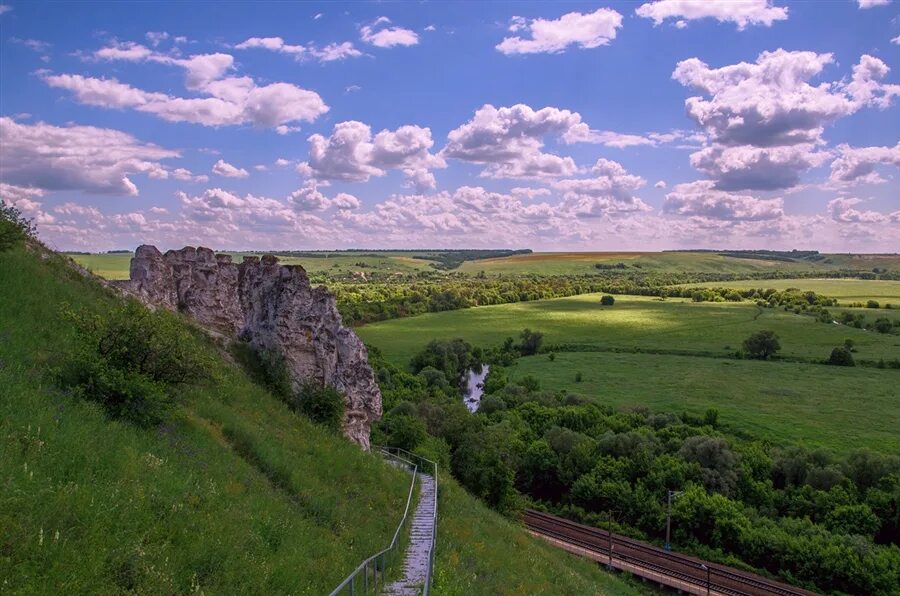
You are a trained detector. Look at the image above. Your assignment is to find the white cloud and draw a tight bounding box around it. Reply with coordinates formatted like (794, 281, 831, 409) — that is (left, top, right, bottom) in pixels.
(892, 35, 900, 45)
(254, 165, 268, 172)
(690, 144, 831, 191)
(1, 182, 45, 203)
(287, 180, 361, 212)
(565, 127, 699, 149)
(828, 143, 900, 184)
(636, 0, 788, 30)
(172, 168, 208, 183)
(145, 32, 169, 47)
(827, 197, 889, 223)
(496, 8, 622, 55)
(275, 158, 293, 167)
(212, 159, 249, 178)
(360, 17, 419, 48)
(664, 180, 784, 221)
(655, 180, 667, 189)
(47, 44, 329, 130)
(0, 116, 178, 196)
(314, 12, 323, 20)
(858, 0, 891, 8)
(300, 121, 445, 191)
(235, 36, 362, 62)
(442, 104, 584, 179)
(552, 159, 651, 217)
(425, 25, 436, 32)
(0, 5, 13, 15)
(11, 37, 52, 53)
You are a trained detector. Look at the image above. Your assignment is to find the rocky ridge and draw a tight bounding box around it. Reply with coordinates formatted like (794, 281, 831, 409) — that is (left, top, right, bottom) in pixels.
(116, 245, 381, 448)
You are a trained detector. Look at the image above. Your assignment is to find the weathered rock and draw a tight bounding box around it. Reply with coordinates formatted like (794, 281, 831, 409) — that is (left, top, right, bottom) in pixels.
(116, 245, 382, 448)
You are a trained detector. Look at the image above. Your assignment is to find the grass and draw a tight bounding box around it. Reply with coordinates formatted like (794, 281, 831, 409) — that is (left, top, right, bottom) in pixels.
(677, 278, 900, 305)
(357, 294, 900, 366)
(509, 351, 899, 454)
(3, 245, 637, 594)
(456, 251, 840, 276)
(67, 252, 134, 280)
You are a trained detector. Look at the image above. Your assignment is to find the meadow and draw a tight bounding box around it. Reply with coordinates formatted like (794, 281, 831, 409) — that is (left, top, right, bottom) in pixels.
(357, 293, 900, 366)
(509, 351, 899, 454)
(1, 246, 637, 594)
(678, 278, 900, 305)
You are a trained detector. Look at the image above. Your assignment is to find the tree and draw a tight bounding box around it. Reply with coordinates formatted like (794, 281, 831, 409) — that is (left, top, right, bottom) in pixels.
(519, 328, 544, 356)
(866, 300, 880, 309)
(0, 200, 37, 252)
(600, 295, 615, 306)
(742, 330, 780, 360)
(828, 346, 855, 366)
(873, 318, 893, 334)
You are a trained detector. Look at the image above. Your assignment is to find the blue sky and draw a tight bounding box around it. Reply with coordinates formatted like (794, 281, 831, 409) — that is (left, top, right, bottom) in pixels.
(1, 0, 898, 252)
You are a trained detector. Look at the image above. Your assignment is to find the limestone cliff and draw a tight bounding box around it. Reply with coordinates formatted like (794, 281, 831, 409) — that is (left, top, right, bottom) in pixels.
(117, 245, 381, 448)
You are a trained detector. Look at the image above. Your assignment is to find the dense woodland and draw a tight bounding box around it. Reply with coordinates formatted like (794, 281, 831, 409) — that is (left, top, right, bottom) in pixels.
(370, 337, 900, 595)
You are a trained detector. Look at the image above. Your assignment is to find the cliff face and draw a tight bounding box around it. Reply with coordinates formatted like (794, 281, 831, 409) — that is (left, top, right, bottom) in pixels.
(118, 245, 381, 448)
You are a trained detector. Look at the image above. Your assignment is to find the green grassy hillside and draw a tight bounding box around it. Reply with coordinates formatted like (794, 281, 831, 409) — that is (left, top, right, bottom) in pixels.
(677, 278, 900, 305)
(1, 244, 636, 594)
(358, 294, 900, 365)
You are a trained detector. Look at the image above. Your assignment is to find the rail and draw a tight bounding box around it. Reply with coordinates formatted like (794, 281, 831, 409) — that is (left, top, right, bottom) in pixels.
(329, 451, 418, 596)
(524, 509, 815, 596)
(376, 446, 438, 596)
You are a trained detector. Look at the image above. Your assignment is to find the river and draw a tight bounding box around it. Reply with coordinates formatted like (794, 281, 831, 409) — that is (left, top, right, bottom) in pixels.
(463, 365, 490, 412)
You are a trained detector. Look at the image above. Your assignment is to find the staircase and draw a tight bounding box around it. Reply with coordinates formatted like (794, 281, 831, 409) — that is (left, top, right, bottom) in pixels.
(383, 472, 437, 595)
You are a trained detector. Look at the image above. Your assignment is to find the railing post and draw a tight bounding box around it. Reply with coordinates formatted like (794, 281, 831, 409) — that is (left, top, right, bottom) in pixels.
(363, 560, 368, 592)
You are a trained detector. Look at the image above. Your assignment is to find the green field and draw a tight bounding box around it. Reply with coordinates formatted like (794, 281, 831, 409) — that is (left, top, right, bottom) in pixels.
(509, 351, 898, 454)
(3, 245, 637, 594)
(457, 251, 837, 276)
(358, 294, 900, 366)
(679, 278, 900, 305)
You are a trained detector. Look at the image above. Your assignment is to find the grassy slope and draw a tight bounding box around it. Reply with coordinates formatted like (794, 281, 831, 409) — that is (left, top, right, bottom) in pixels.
(2, 245, 635, 594)
(678, 278, 900, 305)
(509, 351, 899, 454)
(357, 294, 900, 365)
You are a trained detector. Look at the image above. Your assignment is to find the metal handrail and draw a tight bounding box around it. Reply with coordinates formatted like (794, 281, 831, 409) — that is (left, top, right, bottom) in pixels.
(375, 446, 438, 596)
(329, 451, 419, 596)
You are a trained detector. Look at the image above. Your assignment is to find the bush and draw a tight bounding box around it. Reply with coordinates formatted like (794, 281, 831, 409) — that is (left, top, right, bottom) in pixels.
(600, 295, 615, 306)
(519, 328, 544, 356)
(294, 383, 344, 432)
(575, 371, 583, 383)
(866, 300, 880, 309)
(232, 342, 293, 401)
(60, 301, 212, 426)
(872, 318, 894, 334)
(742, 330, 780, 360)
(380, 413, 427, 452)
(827, 346, 855, 367)
(0, 200, 37, 252)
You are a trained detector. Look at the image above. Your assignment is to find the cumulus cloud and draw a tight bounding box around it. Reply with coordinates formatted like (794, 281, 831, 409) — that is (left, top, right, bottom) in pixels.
(212, 159, 249, 178)
(828, 143, 900, 184)
(496, 8, 622, 55)
(442, 104, 584, 179)
(299, 121, 445, 191)
(172, 168, 208, 183)
(45, 44, 328, 130)
(655, 180, 667, 189)
(565, 127, 701, 149)
(690, 144, 830, 191)
(360, 17, 419, 48)
(673, 50, 900, 191)
(0, 116, 179, 196)
(636, 0, 788, 30)
(145, 31, 169, 47)
(892, 36, 900, 45)
(551, 159, 651, 217)
(287, 180, 360, 211)
(235, 36, 362, 62)
(827, 197, 890, 223)
(663, 180, 784, 221)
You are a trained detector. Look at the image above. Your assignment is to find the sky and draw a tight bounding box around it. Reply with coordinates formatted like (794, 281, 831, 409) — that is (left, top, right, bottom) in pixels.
(0, 0, 898, 253)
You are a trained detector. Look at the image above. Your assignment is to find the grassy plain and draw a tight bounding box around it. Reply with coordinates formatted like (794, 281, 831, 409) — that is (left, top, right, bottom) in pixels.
(509, 351, 898, 454)
(678, 278, 900, 305)
(357, 294, 900, 366)
(456, 251, 836, 275)
(2, 246, 635, 594)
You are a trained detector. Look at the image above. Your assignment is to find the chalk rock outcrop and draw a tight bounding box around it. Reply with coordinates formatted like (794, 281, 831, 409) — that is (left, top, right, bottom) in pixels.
(118, 245, 381, 448)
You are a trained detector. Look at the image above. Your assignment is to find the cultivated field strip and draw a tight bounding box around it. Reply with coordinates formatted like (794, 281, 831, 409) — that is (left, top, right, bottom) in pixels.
(523, 510, 817, 596)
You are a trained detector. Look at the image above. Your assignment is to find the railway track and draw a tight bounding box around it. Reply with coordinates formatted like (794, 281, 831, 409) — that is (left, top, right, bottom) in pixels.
(523, 509, 818, 596)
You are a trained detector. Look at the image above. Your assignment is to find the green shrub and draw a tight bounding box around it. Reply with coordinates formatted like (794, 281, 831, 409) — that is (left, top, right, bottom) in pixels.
(60, 301, 212, 426)
(827, 346, 855, 367)
(0, 200, 37, 252)
(294, 383, 345, 432)
(872, 318, 894, 334)
(600, 295, 615, 306)
(742, 330, 780, 360)
(866, 300, 880, 309)
(519, 328, 544, 356)
(575, 371, 583, 383)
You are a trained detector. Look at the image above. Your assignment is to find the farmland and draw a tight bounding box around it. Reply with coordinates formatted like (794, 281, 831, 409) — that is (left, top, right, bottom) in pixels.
(678, 278, 900, 305)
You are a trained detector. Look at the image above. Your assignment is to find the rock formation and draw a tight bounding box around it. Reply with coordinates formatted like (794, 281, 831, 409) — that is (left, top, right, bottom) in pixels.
(117, 245, 381, 448)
